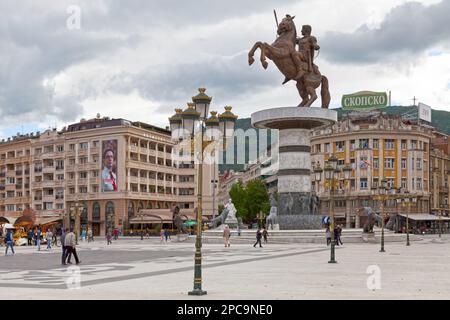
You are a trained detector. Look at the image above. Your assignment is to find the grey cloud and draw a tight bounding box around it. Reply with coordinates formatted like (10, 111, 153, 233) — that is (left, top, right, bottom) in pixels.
(80, 0, 300, 31)
(0, 1, 135, 124)
(101, 52, 279, 111)
(321, 0, 450, 64)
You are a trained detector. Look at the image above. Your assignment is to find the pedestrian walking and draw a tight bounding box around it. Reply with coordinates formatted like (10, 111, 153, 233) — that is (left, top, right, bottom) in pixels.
(64, 229, 81, 265)
(27, 229, 33, 246)
(325, 226, 331, 246)
(164, 229, 170, 242)
(160, 228, 165, 243)
(46, 229, 53, 250)
(4, 229, 15, 256)
(81, 229, 87, 242)
(262, 228, 269, 244)
(113, 228, 119, 240)
(334, 226, 340, 246)
(106, 231, 112, 245)
(337, 225, 343, 246)
(223, 225, 231, 247)
(87, 228, 93, 243)
(52, 228, 58, 247)
(35, 228, 41, 251)
(61, 228, 68, 265)
(253, 228, 263, 248)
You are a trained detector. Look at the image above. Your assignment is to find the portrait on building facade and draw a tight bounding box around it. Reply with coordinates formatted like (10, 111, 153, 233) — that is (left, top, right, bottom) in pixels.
(102, 139, 118, 192)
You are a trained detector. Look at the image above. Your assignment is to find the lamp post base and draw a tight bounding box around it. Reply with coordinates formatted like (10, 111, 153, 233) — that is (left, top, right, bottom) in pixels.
(379, 249, 385, 253)
(328, 260, 337, 264)
(188, 289, 207, 296)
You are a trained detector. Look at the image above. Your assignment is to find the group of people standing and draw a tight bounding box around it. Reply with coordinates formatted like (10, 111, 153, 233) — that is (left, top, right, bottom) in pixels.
(26, 227, 56, 250)
(325, 225, 343, 246)
(159, 228, 171, 243)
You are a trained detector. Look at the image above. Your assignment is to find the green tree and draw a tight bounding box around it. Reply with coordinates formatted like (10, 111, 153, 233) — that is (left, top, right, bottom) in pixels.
(245, 179, 270, 223)
(229, 180, 248, 221)
(229, 179, 270, 224)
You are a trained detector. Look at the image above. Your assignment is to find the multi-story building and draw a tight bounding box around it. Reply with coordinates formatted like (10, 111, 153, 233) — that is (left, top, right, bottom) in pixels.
(310, 112, 434, 228)
(0, 136, 33, 218)
(0, 115, 216, 236)
(430, 131, 450, 217)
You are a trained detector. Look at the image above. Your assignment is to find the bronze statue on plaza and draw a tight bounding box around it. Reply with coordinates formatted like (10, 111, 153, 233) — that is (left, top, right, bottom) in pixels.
(172, 206, 188, 234)
(248, 14, 330, 108)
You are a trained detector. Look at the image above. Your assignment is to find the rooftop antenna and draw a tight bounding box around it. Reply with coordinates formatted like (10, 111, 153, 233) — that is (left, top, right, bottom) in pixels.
(412, 96, 417, 107)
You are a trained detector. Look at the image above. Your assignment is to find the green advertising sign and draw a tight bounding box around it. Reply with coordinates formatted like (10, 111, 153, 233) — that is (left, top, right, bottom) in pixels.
(342, 91, 388, 110)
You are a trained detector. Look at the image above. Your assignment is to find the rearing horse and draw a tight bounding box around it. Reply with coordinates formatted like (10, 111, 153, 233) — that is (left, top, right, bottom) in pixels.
(248, 15, 330, 108)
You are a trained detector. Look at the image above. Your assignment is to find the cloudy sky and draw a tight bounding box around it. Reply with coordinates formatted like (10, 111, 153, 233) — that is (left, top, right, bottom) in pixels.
(0, 0, 449, 139)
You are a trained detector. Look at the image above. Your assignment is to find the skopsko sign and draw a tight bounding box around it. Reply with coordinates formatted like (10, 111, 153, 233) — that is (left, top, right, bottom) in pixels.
(342, 91, 388, 110)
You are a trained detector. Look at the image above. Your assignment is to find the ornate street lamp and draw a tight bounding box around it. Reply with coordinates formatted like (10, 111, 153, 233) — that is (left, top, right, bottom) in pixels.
(169, 88, 237, 296)
(404, 195, 411, 246)
(169, 108, 183, 141)
(342, 163, 353, 228)
(323, 161, 337, 263)
(378, 178, 387, 252)
(313, 163, 323, 194)
(70, 201, 83, 244)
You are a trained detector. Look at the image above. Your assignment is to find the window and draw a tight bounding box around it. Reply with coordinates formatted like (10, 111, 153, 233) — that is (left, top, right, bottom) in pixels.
(359, 139, 369, 149)
(92, 186, 99, 193)
(79, 157, 88, 164)
(401, 140, 407, 150)
(69, 158, 75, 165)
(373, 139, 379, 149)
(384, 139, 395, 150)
(411, 178, 415, 190)
(79, 172, 87, 179)
(35, 148, 42, 154)
(411, 157, 415, 170)
(92, 170, 99, 177)
(93, 141, 99, 148)
(79, 142, 88, 149)
(6, 204, 16, 211)
(386, 178, 395, 189)
(56, 203, 64, 210)
(373, 158, 379, 169)
(411, 140, 417, 149)
(44, 202, 53, 210)
(416, 158, 422, 170)
(401, 178, 407, 189)
(69, 144, 75, 151)
(56, 160, 64, 170)
(401, 158, 407, 169)
(6, 177, 15, 184)
(416, 178, 422, 190)
(384, 158, 395, 169)
(56, 145, 64, 152)
(360, 178, 368, 189)
(325, 143, 330, 153)
(335, 141, 345, 152)
(79, 187, 87, 193)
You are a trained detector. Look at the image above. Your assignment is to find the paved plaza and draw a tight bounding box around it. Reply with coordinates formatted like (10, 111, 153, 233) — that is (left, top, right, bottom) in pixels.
(1, 235, 450, 300)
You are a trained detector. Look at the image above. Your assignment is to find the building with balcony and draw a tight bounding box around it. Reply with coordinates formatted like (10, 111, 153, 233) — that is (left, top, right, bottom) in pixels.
(0, 115, 215, 236)
(310, 112, 434, 228)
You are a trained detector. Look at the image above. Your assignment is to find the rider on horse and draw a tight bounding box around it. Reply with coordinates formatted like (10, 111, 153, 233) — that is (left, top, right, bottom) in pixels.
(283, 24, 321, 85)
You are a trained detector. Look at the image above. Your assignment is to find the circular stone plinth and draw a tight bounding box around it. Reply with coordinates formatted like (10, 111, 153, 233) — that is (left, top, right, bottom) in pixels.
(251, 107, 337, 130)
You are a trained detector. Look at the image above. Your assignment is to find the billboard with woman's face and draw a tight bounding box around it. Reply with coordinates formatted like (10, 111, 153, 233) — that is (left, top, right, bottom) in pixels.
(102, 140, 118, 192)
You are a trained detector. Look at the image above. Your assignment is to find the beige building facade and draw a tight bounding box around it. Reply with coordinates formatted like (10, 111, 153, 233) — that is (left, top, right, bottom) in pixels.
(310, 113, 433, 228)
(0, 115, 220, 236)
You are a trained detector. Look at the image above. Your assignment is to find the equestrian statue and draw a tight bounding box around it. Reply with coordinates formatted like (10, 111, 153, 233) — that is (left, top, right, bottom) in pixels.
(248, 13, 330, 108)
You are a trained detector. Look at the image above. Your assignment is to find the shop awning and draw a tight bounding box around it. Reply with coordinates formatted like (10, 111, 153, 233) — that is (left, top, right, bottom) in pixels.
(36, 217, 62, 226)
(14, 215, 35, 226)
(398, 213, 450, 221)
(0, 216, 17, 225)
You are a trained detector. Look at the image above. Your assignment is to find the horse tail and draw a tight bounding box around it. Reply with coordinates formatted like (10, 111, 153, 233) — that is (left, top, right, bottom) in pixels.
(320, 75, 330, 109)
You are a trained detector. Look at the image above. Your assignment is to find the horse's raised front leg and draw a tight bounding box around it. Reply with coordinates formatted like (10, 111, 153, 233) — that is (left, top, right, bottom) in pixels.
(248, 42, 262, 66)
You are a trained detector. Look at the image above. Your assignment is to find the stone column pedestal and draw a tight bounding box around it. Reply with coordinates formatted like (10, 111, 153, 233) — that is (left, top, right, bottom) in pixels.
(252, 107, 337, 230)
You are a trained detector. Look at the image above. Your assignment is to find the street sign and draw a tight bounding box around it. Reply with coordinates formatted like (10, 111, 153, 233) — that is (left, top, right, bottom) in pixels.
(342, 91, 388, 110)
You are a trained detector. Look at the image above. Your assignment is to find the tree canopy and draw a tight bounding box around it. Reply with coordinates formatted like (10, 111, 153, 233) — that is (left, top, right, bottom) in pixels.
(229, 179, 270, 224)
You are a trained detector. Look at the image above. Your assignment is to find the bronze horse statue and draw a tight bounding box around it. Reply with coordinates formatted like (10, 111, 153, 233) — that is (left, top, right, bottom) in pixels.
(248, 15, 330, 108)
